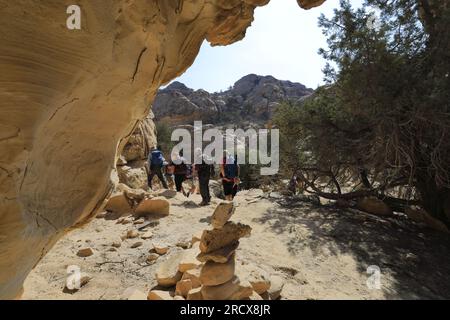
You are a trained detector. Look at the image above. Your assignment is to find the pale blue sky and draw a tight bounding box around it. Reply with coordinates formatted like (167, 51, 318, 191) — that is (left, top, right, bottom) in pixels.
(172, 0, 364, 92)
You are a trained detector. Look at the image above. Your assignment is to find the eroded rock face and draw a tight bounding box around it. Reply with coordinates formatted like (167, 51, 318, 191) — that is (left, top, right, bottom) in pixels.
(0, 0, 326, 299)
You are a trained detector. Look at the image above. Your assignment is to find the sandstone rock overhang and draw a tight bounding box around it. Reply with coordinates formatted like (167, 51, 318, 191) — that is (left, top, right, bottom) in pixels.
(0, 0, 326, 299)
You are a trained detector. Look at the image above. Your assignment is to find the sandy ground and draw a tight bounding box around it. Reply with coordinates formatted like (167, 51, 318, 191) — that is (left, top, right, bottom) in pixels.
(23, 189, 450, 300)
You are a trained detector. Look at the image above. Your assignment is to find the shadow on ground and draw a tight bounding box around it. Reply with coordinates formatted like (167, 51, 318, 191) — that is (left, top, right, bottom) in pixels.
(254, 196, 450, 299)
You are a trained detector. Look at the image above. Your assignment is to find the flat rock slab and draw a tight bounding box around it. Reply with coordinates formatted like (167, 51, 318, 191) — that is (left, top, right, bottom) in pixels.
(200, 222, 251, 253)
(156, 248, 184, 287)
(201, 276, 251, 300)
(197, 241, 239, 263)
(211, 201, 235, 229)
(200, 254, 236, 286)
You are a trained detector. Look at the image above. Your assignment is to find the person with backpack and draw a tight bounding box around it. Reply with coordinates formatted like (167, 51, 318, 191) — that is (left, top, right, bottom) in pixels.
(194, 148, 215, 206)
(148, 145, 168, 190)
(220, 151, 240, 201)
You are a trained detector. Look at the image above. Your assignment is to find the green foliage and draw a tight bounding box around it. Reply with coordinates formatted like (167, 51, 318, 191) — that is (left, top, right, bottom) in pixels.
(156, 122, 175, 156)
(275, 0, 450, 226)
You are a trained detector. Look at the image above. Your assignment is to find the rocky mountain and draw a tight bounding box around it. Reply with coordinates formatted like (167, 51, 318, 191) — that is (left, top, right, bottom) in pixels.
(152, 74, 314, 125)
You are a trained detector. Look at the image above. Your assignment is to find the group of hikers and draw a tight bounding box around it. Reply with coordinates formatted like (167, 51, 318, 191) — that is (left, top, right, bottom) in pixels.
(147, 146, 240, 205)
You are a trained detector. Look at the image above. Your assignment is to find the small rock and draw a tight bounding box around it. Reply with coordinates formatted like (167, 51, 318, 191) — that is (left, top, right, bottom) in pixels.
(191, 231, 203, 245)
(201, 276, 242, 300)
(148, 290, 173, 300)
(182, 268, 202, 288)
(108, 247, 117, 252)
(65, 272, 92, 293)
(156, 248, 184, 287)
(176, 240, 192, 249)
(197, 241, 238, 263)
(175, 279, 193, 298)
(229, 279, 254, 300)
(122, 288, 147, 300)
(111, 240, 122, 248)
(134, 218, 145, 225)
(126, 229, 140, 239)
(237, 264, 271, 295)
(179, 245, 202, 273)
(141, 230, 153, 240)
(186, 287, 203, 300)
(157, 189, 178, 199)
(96, 212, 107, 219)
(153, 243, 169, 255)
(77, 248, 94, 258)
(248, 291, 264, 300)
(131, 241, 143, 249)
(211, 201, 235, 229)
(121, 217, 133, 225)
(95, 227, 103, 233)
(147, 253, 159, 264)
(268, 275, 284, 300)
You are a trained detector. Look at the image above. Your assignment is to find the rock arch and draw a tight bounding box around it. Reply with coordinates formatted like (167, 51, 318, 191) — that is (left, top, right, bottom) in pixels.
(0, 0, 325, 299)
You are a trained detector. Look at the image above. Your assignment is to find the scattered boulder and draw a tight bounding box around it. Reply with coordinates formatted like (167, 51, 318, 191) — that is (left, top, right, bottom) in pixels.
(134, 218, 145, 225)
(197, 241, 239, 263)
(76, 248, 94, 258)
(156, 248, 184, 287)
(105, 193, 132, 215)
(200, 255, 236, 286)
(135, 197, 170, 217)
(200, 222, 252, 253)
(148, 290, 173, 300)
(357, 197, 393, 216)
(211, 202, 235, 229)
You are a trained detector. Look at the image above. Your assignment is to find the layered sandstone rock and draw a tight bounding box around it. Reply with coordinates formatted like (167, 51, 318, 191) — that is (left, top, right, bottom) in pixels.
(0, 0, 326, 299)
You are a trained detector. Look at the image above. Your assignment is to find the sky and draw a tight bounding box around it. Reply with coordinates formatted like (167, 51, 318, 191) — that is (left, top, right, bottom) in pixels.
(172, 0, 364, 92)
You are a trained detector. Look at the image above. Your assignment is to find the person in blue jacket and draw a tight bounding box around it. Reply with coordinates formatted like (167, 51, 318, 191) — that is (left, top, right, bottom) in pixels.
(148, 145, 168, 190)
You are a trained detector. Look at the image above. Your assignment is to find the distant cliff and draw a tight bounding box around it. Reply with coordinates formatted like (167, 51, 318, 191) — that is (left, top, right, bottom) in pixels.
(152, 74, 314, 125)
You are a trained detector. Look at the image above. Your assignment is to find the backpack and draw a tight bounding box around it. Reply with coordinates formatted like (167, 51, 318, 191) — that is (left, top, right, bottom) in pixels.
(150, 150, 164, 167)
(174, 157, 188, 175)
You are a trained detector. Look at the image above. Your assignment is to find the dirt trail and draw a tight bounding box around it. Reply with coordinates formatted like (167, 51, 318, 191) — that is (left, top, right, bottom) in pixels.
(23, 189, 450, 300)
